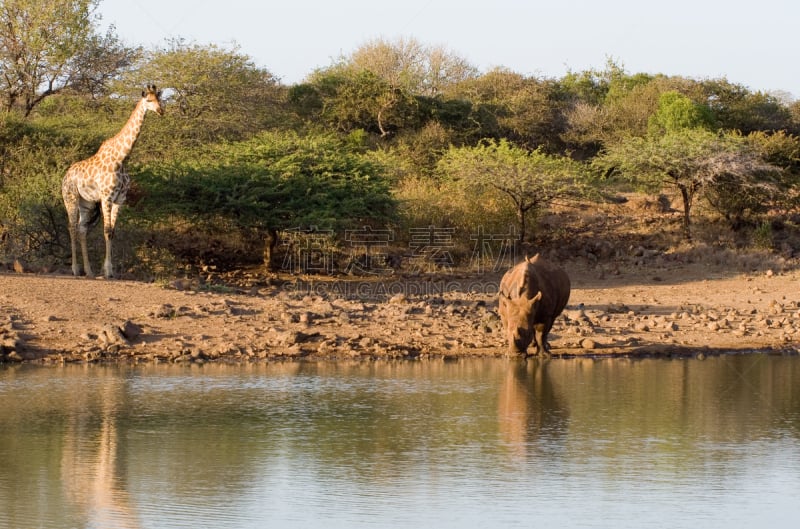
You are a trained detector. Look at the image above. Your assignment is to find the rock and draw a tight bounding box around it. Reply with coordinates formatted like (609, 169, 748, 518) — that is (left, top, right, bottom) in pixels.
(317, 339, 338, 355)
(346, 301, 367, 312)
(580, 338, 597, 350)
(280, 330, 318, 345)
(5, 351, 24, 362)
(565, 309, 588, 322)
(1, 336, 23, 354)
(606, 303, 630, 314)
(99, 324, 130, 346)
(169, 278, 193, 291)
(120, 320, 143, 341)
(13, 259, 28, 274)
(389, 293, 407, 304)
(280, 312, 299, 324)
(153, 304, 177, 318)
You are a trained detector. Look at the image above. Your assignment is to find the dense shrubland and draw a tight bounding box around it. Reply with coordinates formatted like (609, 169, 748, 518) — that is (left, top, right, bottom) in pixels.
(1, 1, 799, 278)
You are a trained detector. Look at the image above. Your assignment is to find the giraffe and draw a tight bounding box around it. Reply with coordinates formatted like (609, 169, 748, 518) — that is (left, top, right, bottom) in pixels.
(62, 85, 163, 278)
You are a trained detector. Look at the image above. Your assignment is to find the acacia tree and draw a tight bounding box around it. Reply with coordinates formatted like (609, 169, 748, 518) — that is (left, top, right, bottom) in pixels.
(0, 0, 136, 115)
(736, 130, 800, 217)
(437, 139, 585, 242)
(298, 67, 418, 137)
(597, 129, 778, 240)
(294, 37, 477, 138)
(135, 131, 396, 270)
(598, 91, 779, 240)
(348, 36, 477, 97)
(699, 78, 793, 133)
(126, 40, 284, 149)
(450, 68, 565, 151)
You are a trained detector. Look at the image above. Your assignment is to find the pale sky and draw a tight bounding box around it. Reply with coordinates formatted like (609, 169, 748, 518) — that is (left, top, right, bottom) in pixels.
(98, 0, 800, 99)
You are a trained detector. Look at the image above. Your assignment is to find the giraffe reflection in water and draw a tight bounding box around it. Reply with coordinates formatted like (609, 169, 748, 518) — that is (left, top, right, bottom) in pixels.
(60, 373, 140, 529)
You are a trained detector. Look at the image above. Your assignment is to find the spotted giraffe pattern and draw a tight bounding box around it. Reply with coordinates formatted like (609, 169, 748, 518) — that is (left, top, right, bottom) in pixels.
(62, 86, 163, 278)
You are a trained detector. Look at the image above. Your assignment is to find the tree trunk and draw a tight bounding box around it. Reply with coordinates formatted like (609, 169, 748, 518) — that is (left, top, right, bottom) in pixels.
(376, 92, 396, 137)
(679, 184, 693, 242)
(262, 228, 279, 272)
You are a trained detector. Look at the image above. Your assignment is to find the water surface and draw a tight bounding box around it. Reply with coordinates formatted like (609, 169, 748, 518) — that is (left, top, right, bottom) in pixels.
(1, 356, 799, 528)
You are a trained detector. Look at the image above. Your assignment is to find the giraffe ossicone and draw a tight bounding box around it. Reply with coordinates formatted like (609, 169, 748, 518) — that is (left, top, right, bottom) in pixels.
(61, 85, 163, 279)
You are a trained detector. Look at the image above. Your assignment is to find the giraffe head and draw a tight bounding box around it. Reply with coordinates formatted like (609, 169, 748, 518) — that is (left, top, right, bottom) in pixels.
(142, 85, 164, 116)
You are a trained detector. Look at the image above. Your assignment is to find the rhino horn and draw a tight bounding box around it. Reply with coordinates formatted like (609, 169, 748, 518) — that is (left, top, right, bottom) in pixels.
(526, 290, 543, 307)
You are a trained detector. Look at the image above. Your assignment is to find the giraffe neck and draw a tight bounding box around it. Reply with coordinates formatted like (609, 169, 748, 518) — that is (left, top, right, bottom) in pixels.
(96, 99, 148, 165)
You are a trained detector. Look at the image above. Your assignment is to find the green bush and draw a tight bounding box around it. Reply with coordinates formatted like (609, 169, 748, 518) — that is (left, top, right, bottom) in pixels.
(132, 131, 396, 270)
(0, 114, 103, 266)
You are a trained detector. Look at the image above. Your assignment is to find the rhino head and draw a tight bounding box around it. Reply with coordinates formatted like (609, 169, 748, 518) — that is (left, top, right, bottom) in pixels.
(498, 289, 542, 355)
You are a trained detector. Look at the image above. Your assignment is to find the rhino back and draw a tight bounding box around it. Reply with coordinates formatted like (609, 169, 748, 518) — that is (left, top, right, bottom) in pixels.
(525, 258, 571, 319)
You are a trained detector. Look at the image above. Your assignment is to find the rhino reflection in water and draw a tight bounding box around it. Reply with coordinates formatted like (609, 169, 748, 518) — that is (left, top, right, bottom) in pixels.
(498, 254, 571, 356)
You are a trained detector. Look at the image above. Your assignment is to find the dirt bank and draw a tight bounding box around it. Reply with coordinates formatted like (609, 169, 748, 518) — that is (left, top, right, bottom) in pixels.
(1, 259, 800, 365)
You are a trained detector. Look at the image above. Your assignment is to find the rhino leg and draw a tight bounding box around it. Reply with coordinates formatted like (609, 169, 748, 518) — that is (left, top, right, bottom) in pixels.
(533, 320, 554, 355)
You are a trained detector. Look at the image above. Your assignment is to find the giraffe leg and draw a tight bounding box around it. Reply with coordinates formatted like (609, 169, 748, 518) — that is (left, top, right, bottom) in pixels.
(77, 202, 96, 278)
(101, 201, 120, 278)
(66, 206, 81, 276)
(63, 182, 84, 276)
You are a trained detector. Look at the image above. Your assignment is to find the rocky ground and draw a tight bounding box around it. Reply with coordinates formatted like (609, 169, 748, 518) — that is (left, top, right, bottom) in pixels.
(2, 254, 799, 365)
